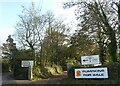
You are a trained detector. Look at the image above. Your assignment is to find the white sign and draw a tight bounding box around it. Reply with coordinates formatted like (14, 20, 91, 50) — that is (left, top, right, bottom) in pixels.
(75, 67, 108, 78)
(81, 55, 100, 65)
(21, 60, 34, 67)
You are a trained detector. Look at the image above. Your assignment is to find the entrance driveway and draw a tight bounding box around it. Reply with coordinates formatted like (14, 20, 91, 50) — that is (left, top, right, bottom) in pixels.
(2, 71, 67, 85)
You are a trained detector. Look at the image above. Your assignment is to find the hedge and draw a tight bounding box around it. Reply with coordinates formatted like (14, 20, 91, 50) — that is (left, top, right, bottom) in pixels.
(2, 59, 11, 73)
(10, 58, 31, 80)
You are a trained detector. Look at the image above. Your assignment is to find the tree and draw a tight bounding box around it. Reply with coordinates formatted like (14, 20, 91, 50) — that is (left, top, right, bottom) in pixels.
(2, 35, 17, 59)
(41, 11, 69, 65)
(69, 30, 97, 62)
(15, 3, 45, 51)
(15, 3, 47, 65)
(63, 0, 119, 62)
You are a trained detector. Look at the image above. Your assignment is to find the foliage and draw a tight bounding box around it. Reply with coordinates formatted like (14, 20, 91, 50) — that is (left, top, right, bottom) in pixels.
(63, 0, 119, 63)
(32, 63, 64, 80)
(69, 31, 98, 62)
(66, 58, 77, 64)
(40, 11, 69, 66)
(12, 49, 34, 59)
(15, 4, 45, 50)
(70, 32, 95, 53)
(11, 58, 29, 80)
(15, 3, 70, 67)
(46, 66, 57, 75)
(13, 67, 28, 80)
(10, 49, 34, 79)
(2, 59, 11, 73)
(2, 36, 17, 73)
(55, 65, 63, 74)
(12, 1, 120, 81)
(2, 35, 17, 58)
(32, 65, 51, 79)
(104, 62, 120, 79)
(46, 65, 63, 74)
(11, 4, 70, 80)
(32, 64, 63, 80)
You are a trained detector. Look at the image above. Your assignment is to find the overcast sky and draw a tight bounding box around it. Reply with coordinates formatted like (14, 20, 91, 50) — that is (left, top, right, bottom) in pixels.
(0, 0, 77, 45)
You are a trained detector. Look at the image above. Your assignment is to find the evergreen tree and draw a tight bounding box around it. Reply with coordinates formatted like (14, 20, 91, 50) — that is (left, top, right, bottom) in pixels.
(2, 35, 17, 59)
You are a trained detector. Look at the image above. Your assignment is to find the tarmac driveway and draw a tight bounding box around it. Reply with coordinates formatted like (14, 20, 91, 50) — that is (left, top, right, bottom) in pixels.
(2, 71, 67, 85)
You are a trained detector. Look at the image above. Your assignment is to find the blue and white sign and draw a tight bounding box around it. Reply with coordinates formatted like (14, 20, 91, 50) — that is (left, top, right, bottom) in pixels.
(75, 67, 108, 78)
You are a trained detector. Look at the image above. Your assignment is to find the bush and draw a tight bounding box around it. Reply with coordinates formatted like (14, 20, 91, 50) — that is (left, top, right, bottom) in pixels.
(11, 59, 29, 80)
(32, 64, 51, 80)
(55, 65, 63, 74)
(45, 65, 63, 75)
(2, 59, 11, 73)
(103, 62, 119, 80)
(10, 49, 34, 80)
(11, 58, 32, 80)
(13, 67, 28, 80)
(118, 61, 120, 79)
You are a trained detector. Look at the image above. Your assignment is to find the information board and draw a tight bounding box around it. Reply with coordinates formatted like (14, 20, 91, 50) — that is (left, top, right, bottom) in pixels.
(81, 55, 100, 65)
(21, 60, 34, 67)
(75, 67, 108, 78)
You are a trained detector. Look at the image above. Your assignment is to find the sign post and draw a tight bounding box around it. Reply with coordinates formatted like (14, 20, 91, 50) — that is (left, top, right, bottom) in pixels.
(67, 63, 73, 71)
(21, 60, 34, 80)
(28, 66, 33, 80)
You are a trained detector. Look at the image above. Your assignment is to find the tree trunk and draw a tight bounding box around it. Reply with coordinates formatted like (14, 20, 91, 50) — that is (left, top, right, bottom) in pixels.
(108, 29, 117, 62)
(98, 2, 118, 62)
(99, 43, 105, 64)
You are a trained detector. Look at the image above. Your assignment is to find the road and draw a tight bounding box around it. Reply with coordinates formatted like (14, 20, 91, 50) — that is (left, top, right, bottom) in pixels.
(2, 71, 67, 85)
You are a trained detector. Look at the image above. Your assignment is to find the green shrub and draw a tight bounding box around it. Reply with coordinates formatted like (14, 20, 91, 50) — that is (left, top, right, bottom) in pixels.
(118, 61, 120, 79)
(10, 49, 35, 80)
(11, 59, 29, 80)
(46, 66, 57, 75)
(13, 67, 28, 80)
(11, 58, 31, 80)
(103, 62, 119, 80)
(2, 59, 11, 73)
(55, 65, 63, 74)
(32, 64, 51, 80)
(40, 65, 51, 78)
(62, 65, 67, 71)
(45, 65, 63, 75)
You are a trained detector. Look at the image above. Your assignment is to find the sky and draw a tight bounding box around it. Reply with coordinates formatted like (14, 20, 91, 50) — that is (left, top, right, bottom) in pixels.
(0, 0, 77, 46)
